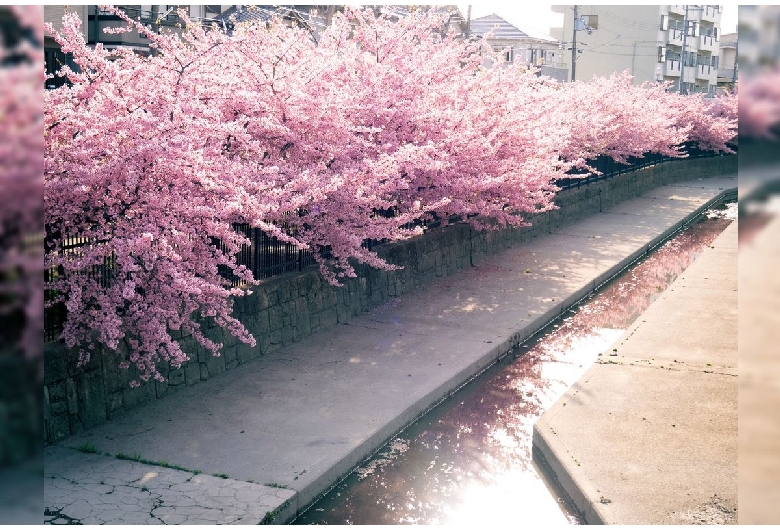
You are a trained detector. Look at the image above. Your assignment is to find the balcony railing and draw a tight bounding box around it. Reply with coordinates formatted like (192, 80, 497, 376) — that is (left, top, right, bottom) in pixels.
(701, 5, 718, 22)
(700, 34, 716, 51)
(668, 28, 685, 46)
(696, 63, 714, 80)
(664, 59, 682, 77)
(717, 67, 737, 81)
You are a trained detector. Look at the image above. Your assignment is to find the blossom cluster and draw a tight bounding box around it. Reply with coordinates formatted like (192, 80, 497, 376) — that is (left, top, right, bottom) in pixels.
(44, 7, 737, 384)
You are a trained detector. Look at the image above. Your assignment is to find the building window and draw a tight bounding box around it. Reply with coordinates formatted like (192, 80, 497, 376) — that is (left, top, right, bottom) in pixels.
(581, 14, 598, 29)
(658, 46, 667, 63)
(711, 55, 719, 68)
(493, 45, 514, 63)
(661, 14, 668, 30)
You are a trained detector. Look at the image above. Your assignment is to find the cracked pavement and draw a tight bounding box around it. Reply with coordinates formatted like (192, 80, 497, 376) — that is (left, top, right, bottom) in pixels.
(44, 446, 295, 525)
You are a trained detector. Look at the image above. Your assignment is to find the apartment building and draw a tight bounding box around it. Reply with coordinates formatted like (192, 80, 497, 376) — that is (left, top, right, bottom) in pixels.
(551, 5, 723, 94)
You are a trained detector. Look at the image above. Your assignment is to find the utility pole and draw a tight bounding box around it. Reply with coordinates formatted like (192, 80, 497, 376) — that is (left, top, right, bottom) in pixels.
(731, 39, 738, 89)
(466, 5, 471, 38)
(571, 5, 578, 82)
(679, 4, 689, 94)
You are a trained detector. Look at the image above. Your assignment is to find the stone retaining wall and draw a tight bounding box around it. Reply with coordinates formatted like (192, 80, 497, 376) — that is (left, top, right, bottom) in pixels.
(43, 155, 736, 445)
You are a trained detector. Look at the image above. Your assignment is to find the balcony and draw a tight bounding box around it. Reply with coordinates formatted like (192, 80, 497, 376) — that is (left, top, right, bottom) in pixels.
(669, 5, 686, 16)
(682, 65, 698, 83)
(701, 5, 718, 23)
(699, 34, 716, 52)
(667, 28, 684, 46)
(696, 63, 715, 81)
(717, 67, 737, 82)
(663, 59, 681, 77)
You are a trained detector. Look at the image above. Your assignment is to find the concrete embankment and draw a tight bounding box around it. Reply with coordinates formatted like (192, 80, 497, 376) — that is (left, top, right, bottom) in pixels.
(533, 217, 737, 524)
(45, 173, 736, 524)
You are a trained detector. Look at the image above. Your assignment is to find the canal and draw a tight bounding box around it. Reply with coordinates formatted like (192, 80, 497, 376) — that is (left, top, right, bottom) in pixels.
(294, 201, 736, 525)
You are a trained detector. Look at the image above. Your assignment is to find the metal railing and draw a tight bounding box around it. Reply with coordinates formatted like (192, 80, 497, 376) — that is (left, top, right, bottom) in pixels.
(555, 142, 731, 191)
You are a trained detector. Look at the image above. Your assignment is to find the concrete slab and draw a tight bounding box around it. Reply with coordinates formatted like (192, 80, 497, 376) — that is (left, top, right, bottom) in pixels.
(738, 214, 780, 524)
(533, 222, 737, 525)
(44, 446, 295, 525)
(46, 174, 736, 523)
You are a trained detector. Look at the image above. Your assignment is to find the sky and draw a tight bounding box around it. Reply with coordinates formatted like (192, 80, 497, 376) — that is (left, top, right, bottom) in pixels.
(456, 3, 738, 39)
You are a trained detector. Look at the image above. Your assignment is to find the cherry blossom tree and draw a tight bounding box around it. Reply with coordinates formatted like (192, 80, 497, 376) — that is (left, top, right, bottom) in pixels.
(44, 7, 738, 385)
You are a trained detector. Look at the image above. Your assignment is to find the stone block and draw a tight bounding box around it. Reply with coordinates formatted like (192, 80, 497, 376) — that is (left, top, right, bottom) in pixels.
(48, 381, 66, 403)
(321, 308, 338, 328)
(204, 350, 226, 377)
(184, 360, 201, 385)
(43, 347, 68, 385)
(281, 326, 294, 346)
(76, 370, 107, 429)
(269, 310, 284, 332)
(200, 363, 210, 381)
(50, 399, 67, 416)
(101, 342, 133, 394)
(47, 414, 71, 443)
(252, 289, 271, 312)
(106, 391, 124, 417)
(122, 379, 155, 411)
(168, 367, 185, 386)
(222, 328, 239, 348)
(203, 326, 224, 348)
(66, 379, 78, 415)
(224, 345, 238, 369)
(69, 414, 84, 436)
(155, 377, 169, 398)
(236, 342, 260, 364)
(256, 309, 271, 335)
(336, 304, 349, 324)
(295, 300, 311, 336)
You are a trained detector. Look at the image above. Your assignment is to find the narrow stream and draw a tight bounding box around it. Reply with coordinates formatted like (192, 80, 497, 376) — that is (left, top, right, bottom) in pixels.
(294, 201, 737, 525)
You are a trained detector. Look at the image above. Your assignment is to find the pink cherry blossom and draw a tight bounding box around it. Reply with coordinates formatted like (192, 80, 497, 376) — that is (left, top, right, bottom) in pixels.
(44, 7, 738, 385)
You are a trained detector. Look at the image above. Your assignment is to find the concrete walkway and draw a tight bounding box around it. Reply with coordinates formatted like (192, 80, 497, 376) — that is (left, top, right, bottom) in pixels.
(44, 173, 736, 524)
(738, 184, 780, 524)
(533, 218, 737, 524)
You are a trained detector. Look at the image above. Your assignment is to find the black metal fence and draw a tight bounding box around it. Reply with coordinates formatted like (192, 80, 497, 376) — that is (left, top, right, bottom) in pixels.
(44, 143, 733, 341)
(554, 141, 727, 191)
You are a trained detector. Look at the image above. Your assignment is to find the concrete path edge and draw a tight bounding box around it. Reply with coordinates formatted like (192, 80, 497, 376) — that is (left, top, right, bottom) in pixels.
(285, 186, 737, 522)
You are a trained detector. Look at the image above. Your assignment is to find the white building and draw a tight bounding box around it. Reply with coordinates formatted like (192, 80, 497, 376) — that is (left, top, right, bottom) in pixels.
(716, 32, 737, 92)
(551, 5, 724, 94)
(468, 14, 568, 80)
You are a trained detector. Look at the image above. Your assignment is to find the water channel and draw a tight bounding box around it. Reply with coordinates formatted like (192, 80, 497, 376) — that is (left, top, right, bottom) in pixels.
(294, 201, 737, 525)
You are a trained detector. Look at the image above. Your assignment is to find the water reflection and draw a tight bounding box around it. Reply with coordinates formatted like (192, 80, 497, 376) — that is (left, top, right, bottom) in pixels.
(295, 206, 734, 526)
